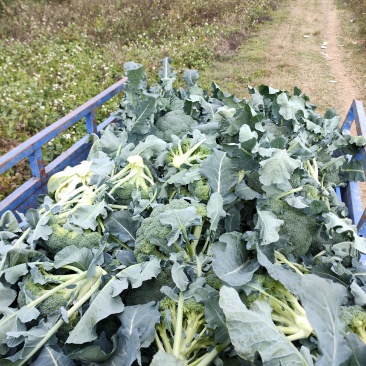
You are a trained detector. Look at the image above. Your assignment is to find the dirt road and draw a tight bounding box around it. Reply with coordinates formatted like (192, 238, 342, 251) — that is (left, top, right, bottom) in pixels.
(202, 0, 366, 206)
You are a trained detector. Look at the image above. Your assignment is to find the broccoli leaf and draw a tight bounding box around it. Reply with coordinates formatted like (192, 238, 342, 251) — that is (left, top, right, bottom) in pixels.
(0, 211, 21, 233)
(207, 192, 226, 232)
(54, 246, 94, 271)
(259, 149, 301, 188)
(66, 278, 128, 344)
(194, 288, 228, 343)
(69, 200, 108, 231)
(276, 93, 308, 120)
(150, 350, 185, 365)
(126, 134, 167, 161)
(105, 210, 140, 246)
(117, 258, 161, 289)
(159, 206, 202, 246)
(201, 149, 237, 197)
(299, 274, 352, 366)
(255, 210, 284, 245)
(109, 302, 160, 366)
(30, 346, 76, 366)
(219, 286, 309, 365)
(211, 232, 259, 287)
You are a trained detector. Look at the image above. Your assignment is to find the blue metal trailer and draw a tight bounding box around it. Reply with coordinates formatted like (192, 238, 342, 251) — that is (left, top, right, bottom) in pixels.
(0, 80, 365, 239)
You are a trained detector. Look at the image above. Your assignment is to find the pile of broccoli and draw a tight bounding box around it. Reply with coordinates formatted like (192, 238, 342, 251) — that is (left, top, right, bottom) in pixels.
(1, 58, 366, 366)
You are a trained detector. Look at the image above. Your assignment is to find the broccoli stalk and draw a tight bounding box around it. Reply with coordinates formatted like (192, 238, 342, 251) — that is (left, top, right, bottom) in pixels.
(108, 155, 155, 198)
(166, 138, 210, 169)
(1, 265, 105, 361)
(244, 274, 313, 341)
(155, 295, 229, 365)
(274, 251, 310, 275)
(15, 268, 104, 366)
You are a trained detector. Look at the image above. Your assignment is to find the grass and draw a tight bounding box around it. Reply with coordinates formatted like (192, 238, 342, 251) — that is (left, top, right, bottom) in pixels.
(0, 0, 280, 199)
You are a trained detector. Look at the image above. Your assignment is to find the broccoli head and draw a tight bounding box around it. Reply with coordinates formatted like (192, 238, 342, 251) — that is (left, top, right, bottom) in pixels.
(155, 110, 198, 142)
(188, 178, 211, 202)
(43, 224, 102, 255)
(264, 199, 320, 257)
(18, 276, 69, 317)
(205, 268, 223, 290)
(134, 199, 207, 262)
(339, 305, 366, 344)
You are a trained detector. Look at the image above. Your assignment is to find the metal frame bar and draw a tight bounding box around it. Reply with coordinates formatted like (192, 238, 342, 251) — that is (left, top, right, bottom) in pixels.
(340, 99, 366, 236)
(0, 77, 127, 217)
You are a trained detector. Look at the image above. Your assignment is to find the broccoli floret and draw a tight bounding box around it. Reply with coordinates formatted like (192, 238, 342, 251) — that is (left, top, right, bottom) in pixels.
(302, 184, 320, 200)
(43, 224, 102, 255)
(134, 199, 207, 262)
(339, 305, 366, 344)
(155, 110, 198, 142)
(289, 170, 303, 189)
(188, 178, 211, 202)
(166, 137, 211, 169)
(243, 274, 313, 341)
(205, 268, 223, 290)
(108, 155, 156, 205)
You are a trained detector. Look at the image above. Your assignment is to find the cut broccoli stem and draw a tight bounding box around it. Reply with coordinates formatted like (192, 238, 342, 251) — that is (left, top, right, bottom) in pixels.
(181, 325, 207, 357)
(190, 224, 204, 258)
(110, 234, 132, 251)
(108, 204, 129, 210)
(201, 236, 211, 255)
(274, 251, 309, 275)
(173, 292, 185, 359)
(191, 340, 231, 366)
(171, 138, 208, 169)
(16, 272, 103, 366)
(275, 186, 304, 201)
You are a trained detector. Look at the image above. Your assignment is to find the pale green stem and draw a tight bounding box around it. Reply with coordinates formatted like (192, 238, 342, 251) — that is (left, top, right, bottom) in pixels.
(173, 292, 185, 359)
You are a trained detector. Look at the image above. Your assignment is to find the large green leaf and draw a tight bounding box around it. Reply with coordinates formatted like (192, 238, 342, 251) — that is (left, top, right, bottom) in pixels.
(299, 275, 351, 366)
(30, 346, 76, 366)
(259, 149, 301, 187)
(207, 192, 226, 232)
(66, 278, 128, 344)
(219, 286, 309, 365)
(254, 210, 284, 245)
(201, 149, 237, 197)
(159, 206, 202, 246)
(211, 232, 259, 287)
